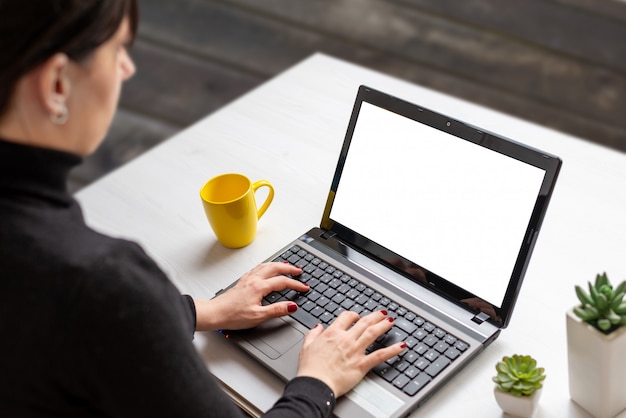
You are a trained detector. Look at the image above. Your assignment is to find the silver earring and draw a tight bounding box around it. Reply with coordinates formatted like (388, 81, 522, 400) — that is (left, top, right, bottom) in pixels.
(50, 105, 68, 125)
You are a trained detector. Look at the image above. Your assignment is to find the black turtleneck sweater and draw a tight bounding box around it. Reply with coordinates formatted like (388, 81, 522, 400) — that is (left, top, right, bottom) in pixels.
(0, 139, 334, 417)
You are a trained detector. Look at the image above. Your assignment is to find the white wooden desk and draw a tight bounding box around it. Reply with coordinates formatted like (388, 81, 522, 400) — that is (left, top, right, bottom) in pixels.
(76, 53, 626, 417)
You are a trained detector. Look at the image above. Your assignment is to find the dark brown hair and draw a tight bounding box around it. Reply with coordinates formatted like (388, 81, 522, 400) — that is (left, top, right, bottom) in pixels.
(0, 0, 139, 117)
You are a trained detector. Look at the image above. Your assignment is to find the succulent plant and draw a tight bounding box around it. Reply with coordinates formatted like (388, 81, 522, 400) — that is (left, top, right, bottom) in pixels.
(493, 354, 546, 397)
(573, 272, 626, 334)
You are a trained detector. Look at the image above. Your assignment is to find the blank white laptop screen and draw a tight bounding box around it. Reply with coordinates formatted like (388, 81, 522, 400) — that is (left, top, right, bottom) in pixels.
(330, 102, 546, 308)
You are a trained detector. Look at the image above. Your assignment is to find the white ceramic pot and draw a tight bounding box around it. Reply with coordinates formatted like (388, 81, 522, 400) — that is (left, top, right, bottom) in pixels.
(566, 308, 626, 418)
(493, 386, 542, 417)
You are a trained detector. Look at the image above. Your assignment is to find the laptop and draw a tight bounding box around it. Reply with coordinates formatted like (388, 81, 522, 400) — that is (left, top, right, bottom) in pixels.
(216, 85, 561, 418)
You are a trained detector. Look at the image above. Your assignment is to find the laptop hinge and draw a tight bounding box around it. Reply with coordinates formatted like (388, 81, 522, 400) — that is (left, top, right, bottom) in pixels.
(321, 230, 337, 240)
(471, 312, 490, 325)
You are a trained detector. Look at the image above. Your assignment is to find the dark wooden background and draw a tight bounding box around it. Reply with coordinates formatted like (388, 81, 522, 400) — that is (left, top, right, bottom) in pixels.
(69, 0, 626, 193)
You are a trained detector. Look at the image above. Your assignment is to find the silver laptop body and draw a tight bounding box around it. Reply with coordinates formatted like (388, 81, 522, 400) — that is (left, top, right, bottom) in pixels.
(216, 85, 561, 418)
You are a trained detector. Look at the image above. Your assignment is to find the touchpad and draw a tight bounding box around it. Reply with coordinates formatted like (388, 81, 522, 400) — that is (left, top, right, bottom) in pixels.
(243, 318, 304, 360)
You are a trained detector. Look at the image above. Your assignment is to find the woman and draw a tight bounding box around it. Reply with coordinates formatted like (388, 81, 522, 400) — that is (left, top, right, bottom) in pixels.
(0, 1, 405, 417)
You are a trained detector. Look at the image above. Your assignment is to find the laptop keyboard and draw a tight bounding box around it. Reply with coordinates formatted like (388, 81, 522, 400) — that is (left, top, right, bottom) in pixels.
(267, 245, 469, 397)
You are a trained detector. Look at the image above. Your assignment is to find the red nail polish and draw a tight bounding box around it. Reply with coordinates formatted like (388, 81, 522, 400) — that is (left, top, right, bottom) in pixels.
(381, 309, 388, 316)
(387, 317, 394, 323)
(400, 342, 407, 349)
(287, 303, 298, 313)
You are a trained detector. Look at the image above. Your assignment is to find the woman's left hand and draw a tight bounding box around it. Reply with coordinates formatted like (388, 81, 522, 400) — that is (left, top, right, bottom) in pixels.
(193, 262, 307, 331)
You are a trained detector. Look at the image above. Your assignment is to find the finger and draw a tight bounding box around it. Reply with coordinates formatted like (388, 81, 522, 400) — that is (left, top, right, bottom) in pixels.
(260, 301, 300, 319)
(264, 275, 310, 293)
(352, 312, 396, 349)
(258, 262, 303, 278)
(347, 309, 389, 337)
(327, 310, 361, 331)
(363, 342, 407, 371)
(302, 323, 324, 349)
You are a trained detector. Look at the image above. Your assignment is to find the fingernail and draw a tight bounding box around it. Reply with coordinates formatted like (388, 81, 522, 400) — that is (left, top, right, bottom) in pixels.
(287, 303, 298, 313)
(381, 309, 388, 316)
(387, 317, 394, 323)
(400, 342, 407, 349)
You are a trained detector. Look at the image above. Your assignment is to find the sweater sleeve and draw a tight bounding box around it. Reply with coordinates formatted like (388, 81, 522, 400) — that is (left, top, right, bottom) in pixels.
(75, 242, 248, 418)
(181, 294, 197, 337)
(264, 377, 336, 418)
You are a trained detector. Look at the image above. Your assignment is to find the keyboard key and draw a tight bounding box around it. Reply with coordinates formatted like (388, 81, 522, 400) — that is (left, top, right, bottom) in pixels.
(444, 347, 461, 360)
(373, 364, 400, 382)
(424, 349, 439, 362)
(302, 301, 316, 312)
(404, 336, 419, 349)
(402, 350, 419, 364)
(425, 357, 451, 378)
(413, 328, 428, 341)
(319, 312, 334, 324)
(329, 278, 342, 288)
(312, 269, 325, 279)
(330, 293, 345, 303)
(414, 342, 428, 355)
(355, 294, 369, 305)
(414, 358, 430, 371)
(307, 291, 321, 302)
(423, 335, 438, 347)
(265, 292, 281, 304)
(455, 340, 469, 352)
(320, 273, 333, 284)
(405, 366, 419, 379)
(395, 317, 418, 335)
(364, 299, 378, 310)
(393, 374, 411, 389)
(403, 374, 431, 396)
(395, 360, 410, 373)
(444, 334, 457, 345)
(423, 322, 435, 332)
(434, 342, 450, 354)
(341, 299, 355, 310)
(290, 309, 319, 329)
(311, 306, 325, 318)
(382, 328, 408, 347)
(325, 302, 339, 313)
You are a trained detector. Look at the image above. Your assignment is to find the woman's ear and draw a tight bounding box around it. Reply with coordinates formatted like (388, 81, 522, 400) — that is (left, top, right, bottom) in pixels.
(37, 53, 71, 121)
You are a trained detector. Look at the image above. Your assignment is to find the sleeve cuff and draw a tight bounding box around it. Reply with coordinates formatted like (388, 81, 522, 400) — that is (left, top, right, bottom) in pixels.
(282, 376, 336, 417)
(181, 294, 197, 338)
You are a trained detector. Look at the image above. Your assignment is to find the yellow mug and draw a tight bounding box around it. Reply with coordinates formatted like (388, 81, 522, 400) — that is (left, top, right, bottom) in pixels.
(200, 173, 274, 248)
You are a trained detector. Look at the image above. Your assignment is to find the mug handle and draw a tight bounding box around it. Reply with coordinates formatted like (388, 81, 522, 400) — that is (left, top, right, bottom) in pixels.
(251, 180, 274, 219)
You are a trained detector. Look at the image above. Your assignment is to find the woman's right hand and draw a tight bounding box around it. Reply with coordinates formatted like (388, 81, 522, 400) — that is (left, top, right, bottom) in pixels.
(296, 310, 406, 397)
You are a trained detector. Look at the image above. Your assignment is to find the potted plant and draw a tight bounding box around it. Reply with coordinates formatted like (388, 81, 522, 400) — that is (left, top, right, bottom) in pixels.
(567, 272, 626, 418)
(493, 354, 546, 417)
